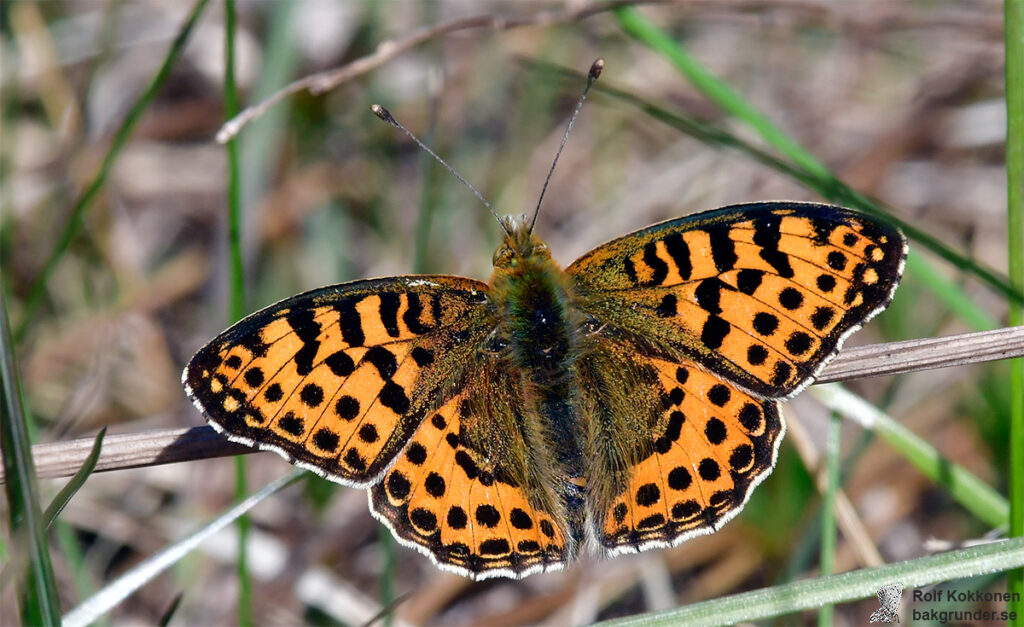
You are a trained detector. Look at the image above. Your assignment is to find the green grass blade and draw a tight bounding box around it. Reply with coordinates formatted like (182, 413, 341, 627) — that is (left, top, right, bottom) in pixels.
(0, 287, 61, 625)
(613, 6, 1023, 309)
(16, 0, 212, 340)
(614, 6, 831, 181)
(225, 2, 245, 324)
(812, 384, 1009, 530)
(903, 253, 997, 332)
(42, 427, 105, 531)
(1004, 0, 1024, 620)
(222, 1, 252, 623)
(817, 412, 841, 627)
(597, 537, 1024, 626)
(61, 470, 306, 627)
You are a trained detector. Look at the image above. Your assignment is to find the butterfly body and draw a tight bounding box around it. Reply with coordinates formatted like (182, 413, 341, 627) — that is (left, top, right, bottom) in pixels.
(185, 202, 906, 579)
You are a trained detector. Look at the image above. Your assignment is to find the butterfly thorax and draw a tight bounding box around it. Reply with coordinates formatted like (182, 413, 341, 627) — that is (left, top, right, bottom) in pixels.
(489, 218, 576, 377)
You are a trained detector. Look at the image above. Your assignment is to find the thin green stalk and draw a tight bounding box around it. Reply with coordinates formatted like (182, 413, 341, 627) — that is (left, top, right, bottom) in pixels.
(42, 427, 105, 531)
(817, 412, 841, 627)
(903, 253, 997, 332)
(223, 0, 252, 624)
(613, 6, 1024, 308)
(1004, 0, 1024, 620)
(615, 7, 830, 182)
(0, 287, 61, 625)
(15, 0, 212, 340)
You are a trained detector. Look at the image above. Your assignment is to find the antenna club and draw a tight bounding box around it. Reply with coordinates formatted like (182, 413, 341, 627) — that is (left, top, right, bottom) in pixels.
(371, 104, 397, 126)
(589, 58, 605, 80)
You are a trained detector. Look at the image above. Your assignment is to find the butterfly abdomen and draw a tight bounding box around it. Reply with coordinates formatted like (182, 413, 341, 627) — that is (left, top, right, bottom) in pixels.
(499, 263, 591, 545)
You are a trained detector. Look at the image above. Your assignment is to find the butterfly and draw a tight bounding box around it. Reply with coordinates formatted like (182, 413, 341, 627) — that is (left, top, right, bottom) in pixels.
(184, 198, 906, 580)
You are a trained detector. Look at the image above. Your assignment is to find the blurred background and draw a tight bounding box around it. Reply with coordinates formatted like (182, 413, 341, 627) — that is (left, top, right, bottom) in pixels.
(0, 0, 1016, 624)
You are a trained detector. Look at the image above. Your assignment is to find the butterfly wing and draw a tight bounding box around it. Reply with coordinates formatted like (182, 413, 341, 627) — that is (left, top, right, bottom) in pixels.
(576, 333, 783, 553)
(185, 275, 572, 578)
(184, 276, 492, 486)
(567, 202, 906, 398)
(370, 357, 572, 579)
(566, 202, 905, 552)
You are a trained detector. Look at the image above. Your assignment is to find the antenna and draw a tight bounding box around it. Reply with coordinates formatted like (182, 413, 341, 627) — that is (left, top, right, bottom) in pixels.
(370, 104, 508, 234)
(528, 58, 604, 234)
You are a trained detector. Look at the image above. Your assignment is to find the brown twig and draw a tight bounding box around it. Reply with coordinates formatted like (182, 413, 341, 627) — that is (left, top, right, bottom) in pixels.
(6, 326, 1022, 484)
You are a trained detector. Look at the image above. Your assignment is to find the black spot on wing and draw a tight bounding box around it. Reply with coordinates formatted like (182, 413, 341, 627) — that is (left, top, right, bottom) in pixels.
(736, 269, 764, 295)
(378, 293, 401, 338)
(642, 242, 669, 286)
(335, 299, 364, 347)
(707, 226, 738, 273)
(239, 333, 268, 358)
(325, 350, 355, 377)
(293, 343, 319, 377)
(752, 217, 794, 278)
(623, 257, 639, 285)
(656, 294, 678, 318)
(403, 293, 429, 334)
(662, 232, 692, 281)
(287, 309, 321, 344)
(695, 278, 725, 314)
(364, 346, 398, 379)
(701, 315, 731, 349)
(379, 381, 410, 414)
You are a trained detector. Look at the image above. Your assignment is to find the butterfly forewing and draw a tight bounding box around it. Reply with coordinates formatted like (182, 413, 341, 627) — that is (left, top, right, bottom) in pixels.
(184, 276, 490, 486)
(567, 202, 906, 397)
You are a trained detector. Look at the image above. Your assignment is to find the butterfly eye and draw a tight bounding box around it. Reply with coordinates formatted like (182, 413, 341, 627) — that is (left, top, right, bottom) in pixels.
(493, 246, 516, 268)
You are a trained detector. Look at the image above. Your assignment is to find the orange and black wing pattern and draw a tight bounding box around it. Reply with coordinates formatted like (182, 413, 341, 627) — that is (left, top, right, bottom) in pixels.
(577, 336, 783, 553)
(183, 276, 490, 486)
(567, 202, 906, 398)
(370, 367, 571, 579)
(568, 202, 904, 554)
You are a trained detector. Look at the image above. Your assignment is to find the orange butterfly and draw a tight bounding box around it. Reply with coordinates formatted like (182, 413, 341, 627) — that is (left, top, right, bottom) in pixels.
(184, 201, 904, 579)
(184, 63, 906, 580)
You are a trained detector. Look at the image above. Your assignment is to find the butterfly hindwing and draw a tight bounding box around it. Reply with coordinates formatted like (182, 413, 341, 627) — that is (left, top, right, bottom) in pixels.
(370, 360, 572, 579)
(184, 276, 490, 486)
(567, 202, 906, 397)
(577, 334, 783, 553)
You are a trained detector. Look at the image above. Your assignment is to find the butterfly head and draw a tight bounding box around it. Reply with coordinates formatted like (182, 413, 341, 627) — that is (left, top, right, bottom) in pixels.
(492, 214, 553, 272)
